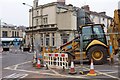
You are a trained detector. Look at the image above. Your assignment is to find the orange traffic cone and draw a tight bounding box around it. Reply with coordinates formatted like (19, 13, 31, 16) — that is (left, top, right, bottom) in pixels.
(68, 61, 77, 74)
(36, 58, 41, 69)
(87, 59, 97, 76)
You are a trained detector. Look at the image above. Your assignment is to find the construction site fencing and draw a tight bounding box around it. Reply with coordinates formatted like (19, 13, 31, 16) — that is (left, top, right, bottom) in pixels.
(44, 53, 69, 69)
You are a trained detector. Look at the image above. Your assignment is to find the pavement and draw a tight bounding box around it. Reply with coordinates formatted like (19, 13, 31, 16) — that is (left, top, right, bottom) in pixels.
(1, 47, 120, 80)
(0, 46, 2, 53)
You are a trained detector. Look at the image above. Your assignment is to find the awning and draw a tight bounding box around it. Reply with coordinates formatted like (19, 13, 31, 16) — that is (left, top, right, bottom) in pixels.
(1, 38, 22, 41)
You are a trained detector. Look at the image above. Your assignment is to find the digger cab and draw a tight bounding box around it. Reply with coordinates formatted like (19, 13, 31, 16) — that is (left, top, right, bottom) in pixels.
(80, 24, 107, 51)
(79, 24, 108, 64)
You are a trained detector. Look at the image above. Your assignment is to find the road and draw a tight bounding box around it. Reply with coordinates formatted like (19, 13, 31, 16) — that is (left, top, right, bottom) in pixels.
(0, 47, 120, 80)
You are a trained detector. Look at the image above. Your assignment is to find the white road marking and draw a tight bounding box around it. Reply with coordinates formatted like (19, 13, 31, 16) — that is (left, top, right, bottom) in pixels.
(4, 73, 17, 78)
(19, 74, 28, 78)
(0, 56, 2, 59)
(47, 67, 86, 78)
(4, 68, 59, 76)
(4, 61, 32, 70)
(4, 73, 28, 78)
(14, 65, 18, 70)
(14, 61, 32, 66)
(4, 67, 85, 78)
(83, 67, 119, 79)
(105, 71, 118, 74)
(49, 68, 60, 75)
(114, 65, 118, 67)
(5, 59, 118, 78)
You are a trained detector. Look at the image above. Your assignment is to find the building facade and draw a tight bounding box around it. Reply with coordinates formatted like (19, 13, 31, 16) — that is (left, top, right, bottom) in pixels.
(0, 23, 25, 46)
(26, 0, 112, 49)
(26, 0, 77, 49)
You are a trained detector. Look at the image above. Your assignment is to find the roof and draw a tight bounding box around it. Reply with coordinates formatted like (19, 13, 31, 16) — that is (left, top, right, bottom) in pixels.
(89, 11, 113, 19)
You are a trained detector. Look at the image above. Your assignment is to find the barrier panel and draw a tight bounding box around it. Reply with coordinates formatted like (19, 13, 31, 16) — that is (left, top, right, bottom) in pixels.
(23, 48, 30, 52)
(44, 53, 69, 69)
(3, 47, 9, 51)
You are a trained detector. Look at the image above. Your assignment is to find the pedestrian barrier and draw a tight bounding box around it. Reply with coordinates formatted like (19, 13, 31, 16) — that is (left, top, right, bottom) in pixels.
(44, 53, 69, 69)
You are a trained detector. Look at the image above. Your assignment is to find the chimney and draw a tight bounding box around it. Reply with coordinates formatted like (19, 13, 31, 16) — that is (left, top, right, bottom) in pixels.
(99, 12, 106, 15)
(57, 0, 65, 5)
(81, 5, 90, 11)
(33, 0, 39, 8)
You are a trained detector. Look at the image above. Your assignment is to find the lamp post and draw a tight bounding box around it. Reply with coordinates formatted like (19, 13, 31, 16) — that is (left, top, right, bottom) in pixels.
(23, 3, 34, 52)
(0, 19, 2, 45)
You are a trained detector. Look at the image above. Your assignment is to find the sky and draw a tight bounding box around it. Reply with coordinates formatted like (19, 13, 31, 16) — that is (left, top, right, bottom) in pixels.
(0, 0, 119, 27)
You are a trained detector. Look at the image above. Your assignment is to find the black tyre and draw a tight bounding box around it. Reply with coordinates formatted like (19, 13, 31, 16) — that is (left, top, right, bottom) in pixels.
(87, 45, 107, 65)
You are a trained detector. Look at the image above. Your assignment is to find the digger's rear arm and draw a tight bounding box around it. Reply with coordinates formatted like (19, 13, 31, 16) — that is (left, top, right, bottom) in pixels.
(108, 9, 120, 54)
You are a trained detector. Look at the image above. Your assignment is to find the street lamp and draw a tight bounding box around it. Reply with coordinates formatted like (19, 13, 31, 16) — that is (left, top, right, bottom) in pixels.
(22, 3, 34, 52)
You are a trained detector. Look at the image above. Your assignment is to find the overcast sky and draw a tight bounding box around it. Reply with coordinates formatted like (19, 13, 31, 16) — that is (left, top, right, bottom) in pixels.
(0, 0, 119, 26)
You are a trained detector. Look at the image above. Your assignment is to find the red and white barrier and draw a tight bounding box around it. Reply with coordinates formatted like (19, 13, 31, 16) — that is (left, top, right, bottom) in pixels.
(44, 53, 69, 69)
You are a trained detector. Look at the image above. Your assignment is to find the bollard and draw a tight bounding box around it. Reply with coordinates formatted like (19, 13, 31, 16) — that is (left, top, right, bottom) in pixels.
(109, 42, 114, 65)
(33, 51, 37, 67)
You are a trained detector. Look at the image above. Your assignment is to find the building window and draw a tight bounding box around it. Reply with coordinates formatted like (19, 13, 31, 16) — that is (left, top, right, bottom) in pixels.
(41, 33, 43, 37)
(43, 17, 48, 24)
(63, 38, 67, 44)
(12, 31, 14, 37)
(51, 24, 55, 27)
(46, 33, 49, 37)
(103, 18, 105, 21)
(52, 38, 55, 46)
(46, 38, 49, 46)
(17, 32, 19, 37)
(37, 11, 39, 16)
(36, 2, 38, 7)
(15, 31, 16, 37)
(41, 38, 43, 45)
(36, 19, 38, 25)
(52, 33, 54, 36)
(2, 31, 8, 37)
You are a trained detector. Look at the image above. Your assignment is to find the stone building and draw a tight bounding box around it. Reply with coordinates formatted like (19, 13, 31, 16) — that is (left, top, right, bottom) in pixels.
(26, 0, 77, 49)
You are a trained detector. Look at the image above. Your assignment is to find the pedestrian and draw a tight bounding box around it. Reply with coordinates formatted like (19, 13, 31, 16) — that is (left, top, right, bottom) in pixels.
(19, 44, 22, 50)
(28, 43, 31, 52)
(19, 43, 24, 51)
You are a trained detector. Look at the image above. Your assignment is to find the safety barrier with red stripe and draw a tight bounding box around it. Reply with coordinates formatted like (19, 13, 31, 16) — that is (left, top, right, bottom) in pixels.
(44, 53, 69, 69)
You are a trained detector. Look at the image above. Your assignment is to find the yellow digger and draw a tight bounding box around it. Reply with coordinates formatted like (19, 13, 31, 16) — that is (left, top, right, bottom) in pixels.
(42, 9, 120, 65)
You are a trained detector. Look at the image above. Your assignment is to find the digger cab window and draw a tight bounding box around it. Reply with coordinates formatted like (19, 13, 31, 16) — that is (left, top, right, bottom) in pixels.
(93, 25, 106, 44)
(82, 26, 92, 40)
(82, 26, 92, 49)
